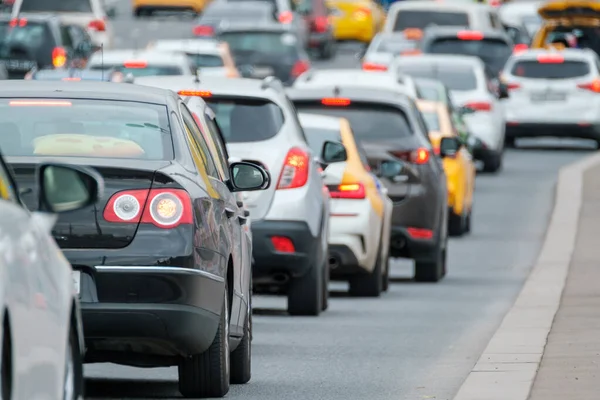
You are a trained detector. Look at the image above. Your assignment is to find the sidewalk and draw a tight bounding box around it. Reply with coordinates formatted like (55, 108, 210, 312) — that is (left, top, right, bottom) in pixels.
(528, 162, 600, 400)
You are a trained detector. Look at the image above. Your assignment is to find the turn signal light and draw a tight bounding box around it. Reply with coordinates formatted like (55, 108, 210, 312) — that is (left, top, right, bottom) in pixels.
(52, 47, 67, 68)
(328, 183, 366, 199)
(362, 62, 387, 71)
(389, 148, 430, 165)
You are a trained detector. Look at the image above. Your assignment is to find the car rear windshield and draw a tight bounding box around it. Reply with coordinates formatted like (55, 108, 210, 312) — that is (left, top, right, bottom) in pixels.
(510, 60, 590, 79)
(301, 127, 343, 158)
(89, 64, 184, 77)
(203, 8, 270, 22)
(185, 53, 224, 68)
(375, 38, 418, 54)
(0, 21, 55, 63)
(204, 97, 284, 143)
(20, 0, 92, 12)
(420, 110, 440, 132)
(0, 99, 172, 160)
(417, 85, 442, 102)
(427, 38, 512, 75)
(219, 32, 299, 59)
(293, 104, 412, 141)
(398, 64, 477, 91)
(393, 10, 469, 31)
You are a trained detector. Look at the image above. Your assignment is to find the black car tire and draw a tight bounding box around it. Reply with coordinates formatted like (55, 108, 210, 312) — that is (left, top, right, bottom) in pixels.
(288, 262, 323, 316)
(465, 208, 472, 233)
(448, 211, 466, 237)
(382, 254, 390, 292)
(65, 320, 83, 400)
(349, 240, 383, 297)
(414, 242, 445, 282)
(230, 296, 251, 385)
(483, 152, 503, 173)
(504, 136, 516, 148)
(321, 258, 329, 311)
(178, 285, 230, 398)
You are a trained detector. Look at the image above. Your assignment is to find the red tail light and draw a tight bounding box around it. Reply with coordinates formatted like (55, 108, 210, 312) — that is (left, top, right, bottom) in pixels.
(362, 62, 387, 71)
(52, 47, 67, 68)
(513, 43, 528, 54)
(123, 60, 147, 69)
(464, 101, 492, 112)
(277, 147, 310, 190)
(193, 25, 214, 36)
(328, 183, 366, 199)
(9, 18, 27, 27)
(389, 148, 430, 165)
(457, 30, 484, 41)
(537, 54, 564, 64)
(88, 19, 106, 32)
(314, 16, 329, 33)
(353, 7, 370, 20)
(178, 90, 212, 97)
(278, 11, 293, 24)
(321, 97, 351, 106)
(103, 189, 193, 229)
(577, 79, 600, 93)
(407, 227, 433, 240)
(506, 82, 521, 90)
(291, 60, 310, 78)
(271, 236, 295, 253)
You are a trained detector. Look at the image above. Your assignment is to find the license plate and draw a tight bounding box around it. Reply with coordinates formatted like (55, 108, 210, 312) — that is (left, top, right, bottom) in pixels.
(1, 59, 36, 71)
(531, 92, 566, 102)
(250, 67, 274, 78)
(72, 270, 81, 296)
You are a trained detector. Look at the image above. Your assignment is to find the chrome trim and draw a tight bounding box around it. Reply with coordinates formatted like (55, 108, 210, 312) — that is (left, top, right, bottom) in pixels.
(93, 266, 224, 282)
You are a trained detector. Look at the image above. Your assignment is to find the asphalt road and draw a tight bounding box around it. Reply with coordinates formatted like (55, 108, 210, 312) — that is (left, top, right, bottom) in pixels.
(85, 9, 597, 400)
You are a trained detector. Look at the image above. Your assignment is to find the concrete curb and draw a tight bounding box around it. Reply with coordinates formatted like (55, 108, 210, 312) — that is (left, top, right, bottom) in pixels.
(453, 153, 600, 400)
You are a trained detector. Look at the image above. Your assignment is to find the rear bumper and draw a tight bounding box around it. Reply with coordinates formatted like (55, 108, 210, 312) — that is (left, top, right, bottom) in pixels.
(329, 244, 364, 279)
(251, 220, 320, 280)
(389, 226, 437, 262)
(505, 122, 600, 140)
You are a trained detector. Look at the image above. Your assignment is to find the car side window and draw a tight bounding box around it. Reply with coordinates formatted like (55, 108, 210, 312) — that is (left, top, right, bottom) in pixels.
(60, 26, 74, 51)
(0, 159, 17, 203)
(180, 104, 220, 179)
(204, 114, 232, 181)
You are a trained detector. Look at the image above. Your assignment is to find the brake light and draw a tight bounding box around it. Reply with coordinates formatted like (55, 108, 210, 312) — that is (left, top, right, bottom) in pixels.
(537, 54, 564, 64)
(192, 25, 214, 36)
(321, 97, 351, 106)
(123, 60, 147, 69)
(407, 227, 433, 240)
(271, 236, 295, 253)
(178, 90, 212, 97)
(362, 62, 387, 71)
(577, 79, 600, 93)
(314, 16, 329, 33)
(464, 101, 492, 112)
(9, 100, 72, 107)
(389, 148, 430, 165)
(103, 189, 193, 229)
(9, 18, 27, 27)
(291, 60, 310, 78)
(277, 147, 310, 190)
(489, 0, 501, 7)
(278, 11, 293, 24)
(403, 28, 422, 40)
(62, 77, 81, 81)
(328, 183, 366, 199)
(456, 30, 484, 41)
(353, 7, 370, 21)
(506, 82, 521, 90)
(52, 47, 67, 68)
(88, 19, 106, 32)
(513, 43, 528, 54)
(401, 49, 421, 56)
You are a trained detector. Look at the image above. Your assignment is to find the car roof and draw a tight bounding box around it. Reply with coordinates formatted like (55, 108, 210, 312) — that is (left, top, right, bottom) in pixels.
(508, 48, 596, 62)
(374, 32, 416, 41)
(0, 81, 175, 104)
(286, 86, 413, 108)
(88, 50, 189, 65)
(151, 39, 222, 55)
(295, 69, 399, 87)
(33, 69, 111, 81)
(389, 1, 491, 12)
(297, 113, 342, 131)
(0, 12, 60, 22)
(422, 26, 510, 41)
(205, 0, 272, 12)
(216, 22, 291, 33)
(394, 54, 484, 68)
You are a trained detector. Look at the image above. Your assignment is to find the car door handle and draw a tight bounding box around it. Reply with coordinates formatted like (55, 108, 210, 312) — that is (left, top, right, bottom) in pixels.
(225, 208, 236, 219)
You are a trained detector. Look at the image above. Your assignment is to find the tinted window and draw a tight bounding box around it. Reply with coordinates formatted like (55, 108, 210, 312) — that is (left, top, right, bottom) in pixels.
(427, 38, 512, 75)
(294, 104, 413, 141)
(301, 127, 342, 157)
(398, 64, 478, 91)
(204, 98, 284, 143)
(375, 38, 418, 54)
(219, 32, 299, 59)
(510, 60, 590, 79)
(0, 99, 172, 160)
(20, 0, 92, 12)
(421, 110, 440, 131)
(89, 64, 183, 77)
(0, 21, 55, 64)
(185, 53, 224, 68)
(393, 11, 469, 31)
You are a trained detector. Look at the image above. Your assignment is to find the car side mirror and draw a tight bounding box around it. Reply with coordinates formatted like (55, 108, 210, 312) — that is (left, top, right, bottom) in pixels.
(439, 136, 462, 158)
(498, 82, 509, 99)
(376, 160, 408, 182)
(229, 161, 271, 192)
(321, 140, 347, 164)
(37, 164, 103, 213)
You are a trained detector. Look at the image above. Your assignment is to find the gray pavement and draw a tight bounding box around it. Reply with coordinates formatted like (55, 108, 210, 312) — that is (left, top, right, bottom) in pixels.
(528, 162, 600, 400)
(81, 10, 600, 400)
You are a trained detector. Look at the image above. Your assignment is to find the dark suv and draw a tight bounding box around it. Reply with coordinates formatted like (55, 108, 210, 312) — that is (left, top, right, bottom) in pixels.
(294, 0, 336, 59)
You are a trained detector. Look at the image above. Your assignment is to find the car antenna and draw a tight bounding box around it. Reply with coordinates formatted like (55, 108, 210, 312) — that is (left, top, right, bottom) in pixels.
(333, 86, 340, 97)
(194, 67, 200, 84)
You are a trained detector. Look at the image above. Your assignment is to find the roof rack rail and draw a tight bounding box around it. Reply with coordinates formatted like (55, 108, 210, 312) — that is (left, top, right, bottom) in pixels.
(261, 76, 284, 91)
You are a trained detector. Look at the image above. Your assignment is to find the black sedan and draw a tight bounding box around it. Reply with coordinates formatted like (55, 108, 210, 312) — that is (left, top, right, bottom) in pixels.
(0, 81, 269, 398)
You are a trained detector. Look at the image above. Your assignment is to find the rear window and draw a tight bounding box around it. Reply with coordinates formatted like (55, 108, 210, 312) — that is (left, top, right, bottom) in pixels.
(89, 64, 183, 77)
(0, 21, 55, 62)
(374, 38, 418, 54)
(219, 32, 299, 59)
(427, 38, 512, 75)
(301, 127, 343, 157)
(293, 104, 413, 141)
(510, 60, 590, 79)
(19, 0, 92, 12)
(185, 53, 224, 68)
(420, 110, 440, 132)
(203, 8, 270, 21)
(0, 99, 172, 160)
(417, 85, 442, 102)
(398, 64, 477, 91)
(204, 97, 284, 143)
(393, 10, 469, 31)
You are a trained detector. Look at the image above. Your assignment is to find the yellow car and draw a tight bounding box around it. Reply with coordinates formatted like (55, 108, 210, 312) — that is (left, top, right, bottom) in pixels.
(417, 100, 476, 236)
(132, 0, 210, 16)
(326, 0, 386, 43)
(532, 0, 600, 50)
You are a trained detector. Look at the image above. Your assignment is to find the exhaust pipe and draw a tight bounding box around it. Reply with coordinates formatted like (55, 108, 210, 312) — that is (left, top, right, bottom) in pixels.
(272, 273, 290, 284)
(328, 256, 340, 270)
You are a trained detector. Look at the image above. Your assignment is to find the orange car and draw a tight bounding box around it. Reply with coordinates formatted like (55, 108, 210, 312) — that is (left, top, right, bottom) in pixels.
(417, 100, 476, 236)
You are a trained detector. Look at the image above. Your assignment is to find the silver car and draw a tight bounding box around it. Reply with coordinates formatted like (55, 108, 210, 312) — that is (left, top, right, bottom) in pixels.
(0, 159, 103, 400)
(360, 32, 421, 71)
(86, 49, 195, 78)
(501, 48, 600, 148)
(394, 54, 508, 173)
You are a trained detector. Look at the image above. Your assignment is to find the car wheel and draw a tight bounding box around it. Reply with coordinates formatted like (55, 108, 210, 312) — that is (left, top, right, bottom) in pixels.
(504, 136, 516, 148)
(414, 242, 445, 282)
(448, 210, 466, 237)
(230, 289, 251, 385)
(321, 257, 329, 311)
(483, 152, 502, 173)
(64, 321, 83, 400)
(1, 320, 11, 400)
(178, 284, 230, 398)
(465, 208, 472, 233)
(382, 253, 390, 292)
(349, 240, 383, 297)
(287, 261, 323, 316)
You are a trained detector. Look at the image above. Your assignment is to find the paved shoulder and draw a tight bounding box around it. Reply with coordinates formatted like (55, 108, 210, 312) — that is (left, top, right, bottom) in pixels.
(528, 161, 600, 400)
